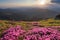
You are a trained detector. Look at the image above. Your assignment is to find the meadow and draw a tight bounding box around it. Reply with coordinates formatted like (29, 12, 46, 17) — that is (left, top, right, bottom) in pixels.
(0, 19, 60, 40)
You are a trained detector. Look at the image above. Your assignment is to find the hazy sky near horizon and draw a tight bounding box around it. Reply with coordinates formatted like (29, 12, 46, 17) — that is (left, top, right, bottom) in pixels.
(0, 0, 60, 8)
(0, 0, 37, 8)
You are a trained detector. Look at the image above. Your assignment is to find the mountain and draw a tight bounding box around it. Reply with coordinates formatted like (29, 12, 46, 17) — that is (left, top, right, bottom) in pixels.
(0, 8, 60, 21)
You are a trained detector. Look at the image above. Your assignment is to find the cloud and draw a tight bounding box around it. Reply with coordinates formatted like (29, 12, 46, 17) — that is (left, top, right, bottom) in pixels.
(43, 3, 60, 12)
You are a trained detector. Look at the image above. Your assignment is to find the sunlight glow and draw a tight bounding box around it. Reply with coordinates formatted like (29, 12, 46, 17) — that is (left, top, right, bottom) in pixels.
(37, 0, 51, 5)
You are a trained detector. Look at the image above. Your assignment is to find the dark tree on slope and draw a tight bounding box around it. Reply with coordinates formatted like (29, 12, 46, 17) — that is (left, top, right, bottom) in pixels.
(55, 14, 60, 20)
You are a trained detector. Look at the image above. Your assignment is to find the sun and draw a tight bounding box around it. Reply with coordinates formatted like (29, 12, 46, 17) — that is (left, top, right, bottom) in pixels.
(37, 0, 51, 5)
(39, 0, 46, 5)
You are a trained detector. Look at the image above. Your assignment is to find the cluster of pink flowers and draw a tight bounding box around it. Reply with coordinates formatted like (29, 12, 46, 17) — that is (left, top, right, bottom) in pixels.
(0, 25, 26, 40)
(23, 27, 60, 40)
(0, 26, 60, 40)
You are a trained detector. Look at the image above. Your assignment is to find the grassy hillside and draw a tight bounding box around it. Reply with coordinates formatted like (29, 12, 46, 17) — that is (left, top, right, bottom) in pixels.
(0, 19, 60, 40)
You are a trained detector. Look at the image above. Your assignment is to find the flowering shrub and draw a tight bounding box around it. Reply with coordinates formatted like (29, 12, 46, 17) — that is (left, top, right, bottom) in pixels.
(23, 27, 60, 40)
(0, 26, 60, 40)
(0, 25, 26, 40)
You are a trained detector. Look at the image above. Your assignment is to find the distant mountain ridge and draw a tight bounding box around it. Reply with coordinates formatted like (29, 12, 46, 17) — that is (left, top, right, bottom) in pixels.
(0, 8, 60, 21)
